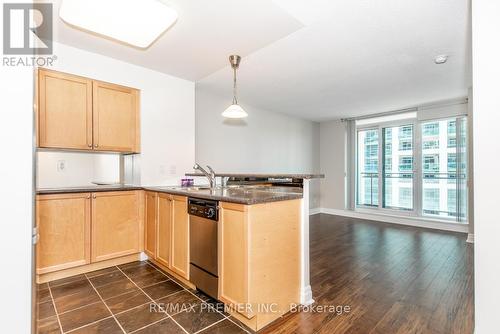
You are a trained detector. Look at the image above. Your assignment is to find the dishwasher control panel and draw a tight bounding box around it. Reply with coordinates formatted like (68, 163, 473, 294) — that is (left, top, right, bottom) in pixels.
(188, 198, 219, 221)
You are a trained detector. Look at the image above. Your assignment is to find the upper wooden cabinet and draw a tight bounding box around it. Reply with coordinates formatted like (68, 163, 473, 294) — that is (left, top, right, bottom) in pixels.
(93, 81, 140, 152)
(37, 68, 140, 153)
(38, 70, 93, 150)
(36, 193, 91, 274)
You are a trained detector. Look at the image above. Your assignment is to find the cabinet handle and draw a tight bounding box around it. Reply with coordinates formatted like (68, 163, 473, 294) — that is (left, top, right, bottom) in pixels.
(88, 144, 92, 148)
(92, 194, 96, 199)
(86, 195, 90, 199)
(94, 144, 99, 148)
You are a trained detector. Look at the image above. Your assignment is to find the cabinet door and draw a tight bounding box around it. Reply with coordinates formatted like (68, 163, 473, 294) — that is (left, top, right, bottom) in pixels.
(36, 193, 91, 274)
(219, 202, 252, 318)
(38, 69, 93, 150)
(171, 196, 189, 279)
(156, 193, 172, 268)
(144, 192, 158, 258)
(92, 81, 140, 153)
(92, 191, 141, 262)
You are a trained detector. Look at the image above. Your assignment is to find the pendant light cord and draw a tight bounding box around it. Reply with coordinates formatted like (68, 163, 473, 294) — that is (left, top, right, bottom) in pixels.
(232, 66, 238, 105)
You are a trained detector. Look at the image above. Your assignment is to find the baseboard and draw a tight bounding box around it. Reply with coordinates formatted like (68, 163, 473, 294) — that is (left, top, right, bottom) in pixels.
(466, 233, 474, 243)
(300, 285, 315, 306)
(309, 207, 321, 215)
(316, 208, 469, 233)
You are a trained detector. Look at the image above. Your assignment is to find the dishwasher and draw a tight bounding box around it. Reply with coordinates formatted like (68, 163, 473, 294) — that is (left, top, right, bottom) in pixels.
(188, 197, 219, 299)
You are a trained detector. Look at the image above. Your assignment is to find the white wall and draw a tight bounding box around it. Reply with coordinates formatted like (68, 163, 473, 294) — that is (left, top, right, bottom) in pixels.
(195, 88, 321, 207)
(319, 120, 346, 210)
(36, 152, 120, 188)
(472, 1, 500, 332)
(0, 23, 34, 334)
(48, 42, 195, 187)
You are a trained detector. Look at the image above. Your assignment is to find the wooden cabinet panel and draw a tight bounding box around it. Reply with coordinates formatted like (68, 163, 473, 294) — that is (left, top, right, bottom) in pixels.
(92, 191, 141, 262)
(144, 192, 158, 258)
(219, 203, 251, 317)
(92, 81, 140, 153)
(38, 69, 92, 150)
(36, 193, 91, 274)
(156, 193, 173, 268)
(171, 195, 189, 279)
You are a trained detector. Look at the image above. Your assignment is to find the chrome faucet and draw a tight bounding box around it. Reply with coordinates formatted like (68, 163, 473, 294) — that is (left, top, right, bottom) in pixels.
(193, 163, 216, 188)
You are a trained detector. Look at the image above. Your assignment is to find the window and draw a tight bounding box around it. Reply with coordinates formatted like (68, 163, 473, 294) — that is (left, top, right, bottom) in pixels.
(448, 153, 457, 172)
(399, 156, 413, 171)
(423, 189, 440, 215)
(399, 141, 412, 151)
(423, 155, 439, 172)
(357, 129, 379, 207)
(355, 116, 468, 223)
(423, 140, 439, 149)
(423, 122, 439, 136)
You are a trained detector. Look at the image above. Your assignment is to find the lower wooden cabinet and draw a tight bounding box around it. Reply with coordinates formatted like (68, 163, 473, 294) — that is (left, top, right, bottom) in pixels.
(143, 193, 189, 280)
(144, 191, 158, 258)
(219, 200, 301, 331)
(91, 191, 142, 262)
(156, 193, 173, 268)
(36, 193, 91, 274)
(36, 190, 142, 274)
(170, 195, 190, 279)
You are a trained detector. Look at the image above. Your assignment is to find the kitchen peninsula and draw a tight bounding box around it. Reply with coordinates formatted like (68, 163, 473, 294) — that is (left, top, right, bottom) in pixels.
(36, 173, 322, 331)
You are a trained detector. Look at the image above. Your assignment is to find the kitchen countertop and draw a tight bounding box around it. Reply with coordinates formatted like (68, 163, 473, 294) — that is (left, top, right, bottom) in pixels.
(36, 184, 143, 195)
(145, 185, 303, 205)
(36, 185, 303, 205)
(184, 173, 324, 179)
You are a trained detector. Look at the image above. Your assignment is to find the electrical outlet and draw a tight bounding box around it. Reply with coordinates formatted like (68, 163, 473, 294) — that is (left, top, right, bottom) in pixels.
(57, 160, 66, 172)
(169, 165, 176, 175)
(159, 165, 166, 176)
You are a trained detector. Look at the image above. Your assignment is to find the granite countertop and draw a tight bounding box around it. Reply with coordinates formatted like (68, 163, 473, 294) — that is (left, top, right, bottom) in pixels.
(144, 186, 303, 205)
(185, 173, 324, 179)
(36, 185, 303, 205)
(36, 184, 143, 195)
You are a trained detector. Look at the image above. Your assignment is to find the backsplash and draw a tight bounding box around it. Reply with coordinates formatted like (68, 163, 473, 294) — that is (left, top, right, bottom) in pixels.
(36, 151, 121, 188)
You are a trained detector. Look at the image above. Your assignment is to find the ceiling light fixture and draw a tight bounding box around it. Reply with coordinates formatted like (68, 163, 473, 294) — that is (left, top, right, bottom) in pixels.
(59, 0, 178, 49)
(222, 55, 248, 119)
(434, 54, 448, 64)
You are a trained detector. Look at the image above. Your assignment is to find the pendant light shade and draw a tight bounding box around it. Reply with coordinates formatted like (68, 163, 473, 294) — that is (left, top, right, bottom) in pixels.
(222, 104, 248, 118)
(222, 55, 248, 118)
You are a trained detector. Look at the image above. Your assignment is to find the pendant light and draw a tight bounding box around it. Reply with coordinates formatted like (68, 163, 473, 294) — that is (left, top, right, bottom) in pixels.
(222, 55, 248, 118)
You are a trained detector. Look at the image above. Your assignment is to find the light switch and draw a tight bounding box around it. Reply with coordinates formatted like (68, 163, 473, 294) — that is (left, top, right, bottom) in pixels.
(57, 160, 66, 172)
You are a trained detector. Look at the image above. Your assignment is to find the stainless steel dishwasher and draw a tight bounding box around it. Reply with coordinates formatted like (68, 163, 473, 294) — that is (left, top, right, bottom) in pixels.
(188, 197, 219, 299)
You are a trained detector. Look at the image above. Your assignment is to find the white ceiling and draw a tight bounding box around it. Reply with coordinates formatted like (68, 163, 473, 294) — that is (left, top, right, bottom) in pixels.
(50, 0, 471, 121)
(198, 0, 472, 121)
(49, 0, 303, 81)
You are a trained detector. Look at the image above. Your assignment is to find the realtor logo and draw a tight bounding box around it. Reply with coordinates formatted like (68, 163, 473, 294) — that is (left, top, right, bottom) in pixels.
(3, 3, 53, 55)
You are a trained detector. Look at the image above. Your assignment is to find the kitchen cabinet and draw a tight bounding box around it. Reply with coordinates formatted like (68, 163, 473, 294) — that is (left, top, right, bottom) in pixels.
(92, 81, 140, 152)
(36, 193, 91, 274)
(91, 191, 142, 262)
(219, 199, 301, 331)
(144, 191, 158, 258)
(37, 68, 140, 153)
(170, 195, 190, 280)
(38, 69, 93, 150)
(156, 193, 173, 268)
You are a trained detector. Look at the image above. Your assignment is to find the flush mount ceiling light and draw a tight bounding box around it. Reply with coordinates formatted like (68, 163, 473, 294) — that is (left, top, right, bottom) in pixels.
(434, 54, 448, 64)
(222, 55, 248, 119)
(59, 0, 178, 48)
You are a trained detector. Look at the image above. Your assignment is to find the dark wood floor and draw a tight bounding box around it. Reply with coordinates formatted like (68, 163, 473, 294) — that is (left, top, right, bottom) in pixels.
(263, 214, 474, 334)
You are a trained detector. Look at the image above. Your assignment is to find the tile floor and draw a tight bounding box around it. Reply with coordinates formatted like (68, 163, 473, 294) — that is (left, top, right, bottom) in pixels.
(36, 261, 250, 334)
